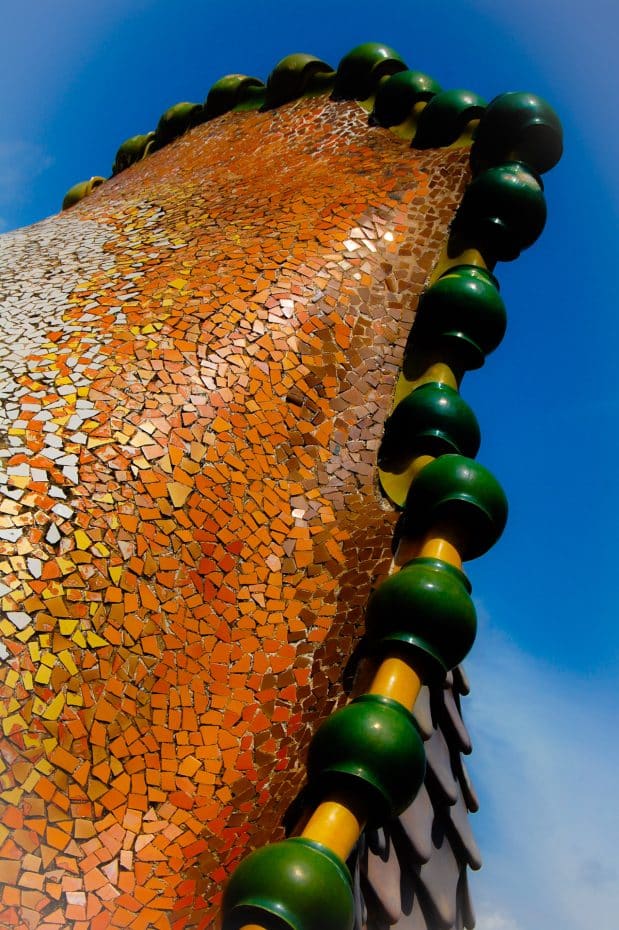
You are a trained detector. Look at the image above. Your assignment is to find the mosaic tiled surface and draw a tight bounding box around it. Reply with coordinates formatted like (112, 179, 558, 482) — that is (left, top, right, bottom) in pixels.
(0, 96, 470, 929)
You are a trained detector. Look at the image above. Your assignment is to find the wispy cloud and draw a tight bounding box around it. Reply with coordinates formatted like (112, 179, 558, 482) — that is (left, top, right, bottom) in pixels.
(0, 141, 53, 207)
(475, 910, 523, 930)
(466, 615, 619, 930)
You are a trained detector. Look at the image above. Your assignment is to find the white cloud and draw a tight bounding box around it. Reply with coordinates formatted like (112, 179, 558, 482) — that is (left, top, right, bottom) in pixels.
(475, 909, 523, 930)
(465, 620, 619, 930)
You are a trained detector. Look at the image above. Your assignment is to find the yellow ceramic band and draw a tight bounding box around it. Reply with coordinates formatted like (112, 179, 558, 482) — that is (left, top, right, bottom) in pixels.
(419, 534, 462, 569)
(368, 655, 423, 710)
(300, 796, 365, 861)
(379, 453, 435, 509)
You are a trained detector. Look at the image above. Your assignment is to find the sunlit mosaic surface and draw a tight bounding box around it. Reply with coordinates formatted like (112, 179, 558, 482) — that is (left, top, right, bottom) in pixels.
(0, 97, 470, 929)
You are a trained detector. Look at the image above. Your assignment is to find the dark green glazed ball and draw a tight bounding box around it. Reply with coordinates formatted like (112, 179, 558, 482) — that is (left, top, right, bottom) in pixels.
(222, 837, 354, 930)
(412, 89, 486, 148)
(365, 557, 476, 680)
(379, 382, 481, 473)
(451, 161, 547, 262)
(62, 177, 105, 211)
(264, 54, 335, 108)
(112, 132, 155, 176)
(371, 70, 442, 127)
(403, 454, 508, 560)
(153, 102, 203, 149)
(409, 265, 506, 371)
(204, 74, 265, 118)
(333, 43, 407, 100)
(471, 91, 563, 175)
(307, 694, 425, 822)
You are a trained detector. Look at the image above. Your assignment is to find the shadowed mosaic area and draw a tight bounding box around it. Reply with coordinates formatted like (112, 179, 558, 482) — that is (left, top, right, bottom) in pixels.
(0, 97, 470, 929)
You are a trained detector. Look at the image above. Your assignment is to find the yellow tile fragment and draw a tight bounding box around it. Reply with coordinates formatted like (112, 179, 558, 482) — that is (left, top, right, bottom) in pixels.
(58, 650, 78, 675)
(86, 631, 109, 649)
(34, 666, 52, 686)
(42, 693, 65, 721)
(72, 631, 87, 648)
(4, 669, 19, 689)
(32, 697, 47, 716)
(74, 530, 91, 550)
(109, 566, 122, 584)
(22, 769, 40, 792)
(169, 278, 187, 290)
(3, 713, 27, 736)
(59, 619, 78, 636)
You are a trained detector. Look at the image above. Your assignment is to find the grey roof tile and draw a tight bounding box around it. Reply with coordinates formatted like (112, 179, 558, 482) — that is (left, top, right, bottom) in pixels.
(447, 792, 482, 870)
(414, 686, 434, 739)
(441, 688, 472, 755)
(453, 665, 470, 696)
(417, 834, 461, 929)
(425, 726, 459, 805)
(399, 783, 434, 863)
(366, 834, 404, 923)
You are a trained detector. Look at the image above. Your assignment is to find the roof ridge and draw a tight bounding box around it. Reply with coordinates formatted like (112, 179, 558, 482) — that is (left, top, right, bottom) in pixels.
(62, 41, 562, 210)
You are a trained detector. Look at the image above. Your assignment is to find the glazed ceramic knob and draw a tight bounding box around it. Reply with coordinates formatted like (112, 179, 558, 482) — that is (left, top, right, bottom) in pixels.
(332, 42, 407, 100)
(378, 382, 481, 474)
(204, 74, 265, 118)
(409, 265, 506, 371)
(471, 91, 563, 175)
(154, 102, 203, 149)
(264, 54, 335, 108)
(62, 177, 106, 211)
(412, 89, 486, 148)
(365, 557, 476, 680)
(402, 454, 508, 560)
(370, 70, 442, 127)
(222, 837, 354, 930)
(307, 694, 425, 822)
(451, 160, 547, 262)
(112, 132, 155, 175)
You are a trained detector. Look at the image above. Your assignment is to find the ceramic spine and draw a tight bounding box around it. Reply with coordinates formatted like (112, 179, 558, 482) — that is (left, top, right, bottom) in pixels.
(57, 41, 562, 930)
(220, 45, 562, 930)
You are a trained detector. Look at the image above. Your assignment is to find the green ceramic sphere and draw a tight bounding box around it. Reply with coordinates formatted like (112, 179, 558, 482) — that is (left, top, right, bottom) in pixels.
(365, 557, 476, 680)
(333, 42, 407, 100)
(154, 101, 203, 149)
(451, 161, 547, 262)
(62, 177, 106, 211)
(403, 454, 508, 560)
(307, 694, 425, 822)
(222, 837, 354, 930)
(379, 382, 481, 473)
(412, 89, 486, 148)
(264, 54, 335, 108)
(371, 70, 442, 127)
(471, 91, 563, 174)
(409, 265, 506, 371)
(204, 74, 265, 118)
(112, 132, 155, 175)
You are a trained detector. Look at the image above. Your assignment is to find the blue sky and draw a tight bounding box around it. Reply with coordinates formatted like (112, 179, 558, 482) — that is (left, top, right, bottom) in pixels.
(2, 2, 617, 927)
